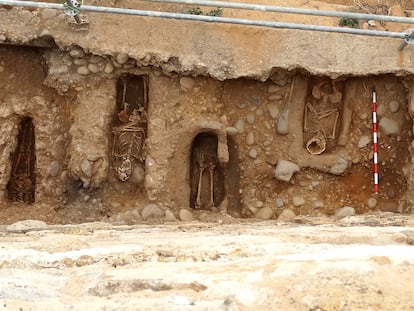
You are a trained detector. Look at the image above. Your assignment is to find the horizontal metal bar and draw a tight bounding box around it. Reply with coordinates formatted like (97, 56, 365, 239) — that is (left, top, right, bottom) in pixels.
(143, 0, 414, 24)
(0, 0, 407, 39)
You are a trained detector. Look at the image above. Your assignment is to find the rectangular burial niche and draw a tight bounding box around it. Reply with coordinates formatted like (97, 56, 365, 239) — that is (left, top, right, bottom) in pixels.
(303, 78, 344, 155)
(7, 117, 36, 204)
(112, 75, 148, 182)
(190, 133, 225, 210)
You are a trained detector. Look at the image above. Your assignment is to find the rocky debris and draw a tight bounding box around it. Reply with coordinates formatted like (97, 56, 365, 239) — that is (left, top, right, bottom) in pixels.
(367, 197, 377, 208)
(80, 159, 92, 178)
(248, 148, 257, 159)
(388, 100, 400, 113)
(246, 113, 255, 124)
(268, 84, 281, 93)
(379, 201, 399, 213)
(179, 77, 195, 90)
(379, 117, 400, 135)
(246, 132, 254, 145)
(335, 206, 356, 218)
(267, 103, 279, 119)
(292, 196, 305, 207)
(330, 158, 348, 175)
(164, 209, 177, 221)
(233, 120, 245, 134)
(179, 209, 194, 221)
(255, 206, 273, 220)
(274, 160, 300, 182)
(77, 66, 89, 75)
(358, 135, 370, 148)
(275, 197, 284, 208)
(276, 103, 289, 135)
(225, 127, 238, 136)
(142, 204, 165, 220)
(130, 165, 145, 185)
(312, 200, 324, 209)
(104, 62, 114, 74)
(69, 48, 85, 58)
(49, 161, 60, 177)
(115, 53, 129, 65)
(277, 208, 296, 221)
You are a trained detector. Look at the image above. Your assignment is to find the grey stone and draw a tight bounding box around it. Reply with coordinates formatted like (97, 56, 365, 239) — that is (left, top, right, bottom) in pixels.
(267, 103, 279, 119)
(274, 160, 300, 182)
(246, 132, 255, 145)
(69, 48, 85, 58)
(312, 200, 324, 208)
(367, 197, 377, 208)
(130, 165, 145, 185)
(80, 159, 92, 177)
(380, 201, 398, 213)
(180, 77, 195, 90)
(277, 209, 296, 221)
(7, 220, 48, 232)
(179, 209, 194, 221)
(142, 204, 164, 220)
(276, 105, 289, 135)
(379, 117, 400, 135)
(335, 206, 356, 218)
(49, 161, 60, 177)
(225, 127, 238, 136)
(330, 158, 348, 175)
(74, 58, 88, 66)
(248, 148, 257, 159)
(252, 200, 264, 208)
(234, 119, 245, 134)
(255, 108, 263, 116)
(255, 206, 273, 220)
(246, 113, 255, 124)
(77, 66, 89, 75)
(104, 62, 114, 74)
(388, 100, 400, 113)
(292, 196, 305, 207)
(115, 53, 129, 65)
(165, 209, 177, 221)
(358, 135, 370, 148)
(275, 197, 284, 208)
(87, 63, 99, 73)
(89, 55, 104, 64)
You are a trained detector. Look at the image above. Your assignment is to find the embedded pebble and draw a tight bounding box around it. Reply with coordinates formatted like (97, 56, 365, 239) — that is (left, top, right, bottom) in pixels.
(234, 119, 245, 134)
(104, 62, 114, 74)
(277, 209, 296, 221)
(165, 209, 177, 221)
(180, 77, 195, 90)
(358, 135, 370, 148)
(367, 197, 377, 208)
(115, 53, 129, 64)
(359, 113, 368, 120)
(292, 196, 305, 207)
(49, 161, 60, 177)
(377, 104, 386, 116)
(87, 63, 99, 74)
(312, 201, 324, 209)
(179, 209, 194, 221)
(330, 158, 348, 175)
(379, 117, 400, 135)
(80, 159, 92, 177)
(142, 204, 164, 220)
(388, 100, 400, 113)
(77, 66, 89, 75)
(130, 165, 145, 184)
(246, 113, 255, 124)
(255, 206, 273, 220)
(248, 148, 257, 159)
(267, 103, 279, 119)
(275, 197, 284, 208)
(246, 132, 255, 145)
(268, 94, 282, 101)
(274, 160, 300, 182)
(335, 206, 356, 218)
(69, 48, 85, 58)
(89, 55, 103, 64)
(276, 105, 289, 135)
(74, 58, 88, 66)
(225, 127, 238, 136)
(268, 84, 281, 93)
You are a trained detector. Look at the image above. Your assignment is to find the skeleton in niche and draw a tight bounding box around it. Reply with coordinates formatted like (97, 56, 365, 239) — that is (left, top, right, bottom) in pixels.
(112, 81, 147, 182)
(8, 119, 36, 204)
(304, 81, 342, 155)
(194, 152, 218, 209)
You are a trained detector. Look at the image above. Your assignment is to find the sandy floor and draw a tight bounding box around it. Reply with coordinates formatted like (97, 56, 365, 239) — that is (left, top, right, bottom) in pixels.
(1, 214, 414, 310)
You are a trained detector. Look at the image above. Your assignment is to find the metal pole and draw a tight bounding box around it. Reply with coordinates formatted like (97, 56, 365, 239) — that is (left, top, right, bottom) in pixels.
(142, 0, 414, 25)
(0, 0, 407, 39)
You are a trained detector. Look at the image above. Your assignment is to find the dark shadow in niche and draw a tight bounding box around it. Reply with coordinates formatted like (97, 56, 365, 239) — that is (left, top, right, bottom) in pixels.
(190, 133, 225, 210)
(224, 136, 242, 217)
(7, 117, 36, 204)
(111, 75, 148, 182)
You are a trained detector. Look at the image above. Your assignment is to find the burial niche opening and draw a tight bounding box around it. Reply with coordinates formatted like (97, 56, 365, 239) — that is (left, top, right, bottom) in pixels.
(190, 133, 225, 210)
(7, 117, 36, 204)
(112, 75, 148, 182)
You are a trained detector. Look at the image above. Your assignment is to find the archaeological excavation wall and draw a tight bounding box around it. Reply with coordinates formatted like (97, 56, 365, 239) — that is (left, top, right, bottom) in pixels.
(0, 43, 413, 223)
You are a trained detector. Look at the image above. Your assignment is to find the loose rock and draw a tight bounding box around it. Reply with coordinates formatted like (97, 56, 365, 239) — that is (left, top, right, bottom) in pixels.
(248, 148, 257, 159)
(255, 206, 273, 220)
(225, 127, 238, 136)
(87, 63, 99, 74)
(234, 120, 245, 134)
(268, 84, 281, 93)
(246, 132, 255, 145)
(77, 66, 89, 75)
(335, 206, 356, 218)
(330, 158, 348, 175)
(69, 48, 85, 58)
(388, 100, 400, 113)
(274, 160, 300, 182)
(179, 209, 194, 221)
(130, 165, 145, 184)
(142, 204, 164, 220)
(292, 196, 305, 207)
(277, 209, 296, 221)
(115, 53, 129, 64)
(180, 77, 195, 90)
(267, 103, 279, 119)
(358, 135, 370, 148)
(379, 117, 400, 135)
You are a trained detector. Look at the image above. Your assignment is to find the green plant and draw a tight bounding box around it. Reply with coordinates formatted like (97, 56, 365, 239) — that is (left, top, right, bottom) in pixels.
(206, 8, 223, 17)
(338, 17, 359, 28)
(183, 7, 203, 15)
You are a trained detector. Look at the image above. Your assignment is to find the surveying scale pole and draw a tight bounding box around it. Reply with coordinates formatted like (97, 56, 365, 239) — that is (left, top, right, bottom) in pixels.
(372, 88, 379, 195)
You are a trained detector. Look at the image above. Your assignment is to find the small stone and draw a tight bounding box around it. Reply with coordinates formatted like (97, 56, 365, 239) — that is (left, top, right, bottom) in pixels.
(274, 160, 300, 182)
(275, 197, 284, 208)
(335, 206, 356, 218)
(77, 66, 89, 75)
(246, 113, 255, 124)
(80, 159, 92, 177)
(379, 117, 400, 135)
(292, 196, 305, 207)
(165, 209, 176, 221)
(89, 55, 103, 64)
(7, 220, 48, 232)
(367, 197, 377, 208)
(255, 108, 263, 116)
(377, 104, 386, 116)
(388, 100, 400, 113)
(268, 94, 282, 101)
(253, 200, 264, 208)
(179, 77, 195, 90)
(359, 113, 368, 120)
(87, 63, 99, 73)
(248, 148, 257, 159)
(142, 204, 164, 220)
(49, 161, 60, 177)
(69, 48, 85, 58)
(130, 165, 145, 184)
(255, 206, 273, 220)
(277, 209, 296, 221)
(268, 84, 281, 93)
(330, 158, 348, 175)
(179, 209, 194, 221)
(74, 58, 88, 66)
(380, 201, 398, 213)
(358, 135, 370, 148)
(267, 103, 279, 119)
(312, 200, 324, 208)
(234, 119, 245, 134)
(225, 127, 238, 136)
(115, 53, 129, 65)
(104, 62, 114, 74)
(83, 195, 90, 202)
(246, 132, 255, 145)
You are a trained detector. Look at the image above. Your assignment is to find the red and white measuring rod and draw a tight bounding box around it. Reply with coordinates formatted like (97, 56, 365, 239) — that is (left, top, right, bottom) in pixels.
(372, 88, 379, 194)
